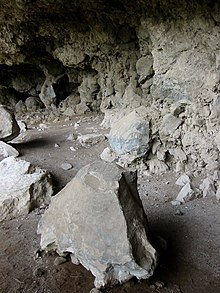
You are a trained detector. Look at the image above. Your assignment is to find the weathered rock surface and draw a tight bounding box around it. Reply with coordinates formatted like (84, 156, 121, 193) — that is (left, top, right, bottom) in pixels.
(0, 157, 53, 222)
(38, 161, 157, 288)
(108, 109, 150, 161)
(0, 0, 219, 174)
(0, 106, 20, 142)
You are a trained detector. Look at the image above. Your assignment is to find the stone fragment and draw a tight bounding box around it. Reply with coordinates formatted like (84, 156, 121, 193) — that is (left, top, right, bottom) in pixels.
(160, 114, 182, 137)
(173, 183, 195, 204)
(199, 178, 216, 198)
(38, 161, 157, 288)
(90, 289, 101, 293)
(0, 157, 53, 222)
(148, 159, 168, 175)
(100, 147, 116, 163)
(25, 96, 44, 112)
(214, 132, 220, 151)
(175, 174, 191, 186)
(108, 110, 150, 159)
(60, 163, 73, 170)
(17, 120, 27, 132)
(78, 133, 105, 146)
(0, 105, 20, 142)
(136, 55, 153, 83)
(216, 184, 220, 201)
(54, 256, 67, 266)
(0, 141, 19, 158)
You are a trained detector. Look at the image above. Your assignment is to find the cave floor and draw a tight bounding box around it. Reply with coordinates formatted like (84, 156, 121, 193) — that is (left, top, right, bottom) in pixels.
(0, 114, 219, 293)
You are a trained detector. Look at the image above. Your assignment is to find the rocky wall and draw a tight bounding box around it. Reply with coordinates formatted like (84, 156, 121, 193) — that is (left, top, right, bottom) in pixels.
(0, 0, 219, 173)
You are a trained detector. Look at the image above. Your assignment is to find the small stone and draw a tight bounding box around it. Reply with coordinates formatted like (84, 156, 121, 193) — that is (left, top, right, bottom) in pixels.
(174, 183, 195, 203)
(155, 281, 165, 288)
(171, 200, 181, 206)
(78, 133, 105, 146)
(54, 256, 67, 266)
(175, 174, 191, 186)
(175, 209, 184, 216)
(150, 284, 156, 289)
(100, 147, 116, 162)
(60, 163, 73, 170)
(70, 254, 80, 265)
(0, 141, 19, 158)
(54, 144, 60, 148)
(70, 146, 76, 152)
(89, 289, 101, 293)
(66, 133, 77, 141)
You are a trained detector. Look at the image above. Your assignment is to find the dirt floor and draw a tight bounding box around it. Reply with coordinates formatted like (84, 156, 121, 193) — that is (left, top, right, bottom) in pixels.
(0, 114, 219, 293)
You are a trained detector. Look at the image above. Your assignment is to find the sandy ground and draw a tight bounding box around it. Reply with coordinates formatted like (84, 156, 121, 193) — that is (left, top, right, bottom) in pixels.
(0, 114, 219, 293)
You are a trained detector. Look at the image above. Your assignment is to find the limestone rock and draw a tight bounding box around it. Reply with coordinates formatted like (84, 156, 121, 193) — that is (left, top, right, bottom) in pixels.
(0, 141, 19, 158)
(0, 106, 20, 142)
(160, 114, 182, 137)
(100, 147, 116, 163)
(38, 161, 157, 288)
(0, 157, 53, 222)
(172, 183, 195, 205)
(199, 178, 216, 198)
(78, 133, 105, 147)
(108, 110, 150, 160)
(148, 159, 169, 175)
(175, 174, 191, 186)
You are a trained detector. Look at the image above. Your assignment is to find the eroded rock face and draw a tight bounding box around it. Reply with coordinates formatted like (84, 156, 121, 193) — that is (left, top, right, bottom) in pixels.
(0, 157, 53, 222)
(0, 0, 219, 174)
(38, 161, 157, 288)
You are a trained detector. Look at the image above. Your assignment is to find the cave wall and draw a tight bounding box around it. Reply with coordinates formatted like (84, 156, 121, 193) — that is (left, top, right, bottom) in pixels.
(0, 0, 219, 173)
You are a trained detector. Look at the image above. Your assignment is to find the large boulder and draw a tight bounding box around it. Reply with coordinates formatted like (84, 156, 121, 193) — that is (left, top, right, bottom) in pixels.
(38, 161, 157, 288)
(108, 109, 151, 161)
(0, 157, 53, 222)
(0, 105, 20, 142)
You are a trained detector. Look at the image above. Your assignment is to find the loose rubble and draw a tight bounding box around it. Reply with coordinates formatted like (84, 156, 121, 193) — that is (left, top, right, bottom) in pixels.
(0, 157, 53, 222)
(38, 161, 157, 288)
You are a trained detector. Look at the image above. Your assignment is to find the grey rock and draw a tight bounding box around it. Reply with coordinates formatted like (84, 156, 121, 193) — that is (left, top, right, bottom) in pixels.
(148, 159, 168, 175)
(175, 174, 191, 186)
(0, 157, 53, 222)
(54, 256, 67, 266)
(78, 133, 105, 146)
(174, 183, 195, 204)
(0, 141, 19, 158)
(0, 106, 20, 142)
(25, 96, 44, 112)
(60, 163, 73, 170)
(100, 147, 116, 163)
(108, 110, 150, 159)
(90, 289, 101, 293)
(38, 161, 157, 288)
(199, 178, 216, 198)
(160, 114, 182, 137)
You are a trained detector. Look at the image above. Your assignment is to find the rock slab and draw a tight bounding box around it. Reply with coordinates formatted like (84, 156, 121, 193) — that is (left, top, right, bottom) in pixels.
(38, 161, 157, 288)
(0, 157, 53, 222)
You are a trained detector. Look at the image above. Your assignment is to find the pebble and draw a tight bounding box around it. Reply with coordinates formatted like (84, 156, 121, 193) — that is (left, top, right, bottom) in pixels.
(61, 163, 73, 170)
(54, 143, 60, 148)
(175, 209, 184, 216)
(155, 281, 165, 288)
(70, 146, 76, 152)
(54, 256, 67, 266)
(89, 289, 101, 293)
